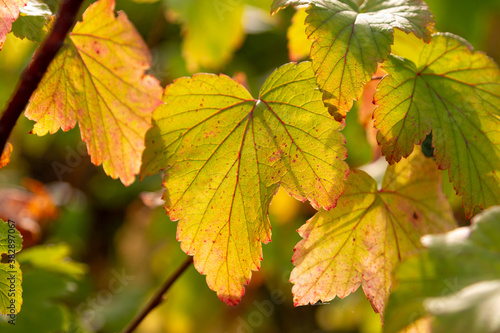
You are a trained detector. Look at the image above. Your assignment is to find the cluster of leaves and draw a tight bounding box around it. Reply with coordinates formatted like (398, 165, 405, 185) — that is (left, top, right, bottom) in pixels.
(0, 0, 499, 328)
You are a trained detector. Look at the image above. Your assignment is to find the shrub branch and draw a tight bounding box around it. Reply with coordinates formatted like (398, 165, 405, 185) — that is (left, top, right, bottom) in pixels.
(121, 256, 194, 333)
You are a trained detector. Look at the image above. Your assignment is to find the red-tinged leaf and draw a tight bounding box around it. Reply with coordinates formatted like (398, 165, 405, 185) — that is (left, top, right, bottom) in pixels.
(25, 0, 163, 185)
(141, 62, 349, 305)
(0, 142, 12, 169)
(291, 148, 455, 315)
(374, 33, 500, 217)
(0, 0, 27, 49)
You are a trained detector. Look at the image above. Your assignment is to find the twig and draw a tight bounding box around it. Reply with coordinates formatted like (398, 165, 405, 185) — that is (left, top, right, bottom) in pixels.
(121, 256, 194, 333)
(0, 0, 85, 152)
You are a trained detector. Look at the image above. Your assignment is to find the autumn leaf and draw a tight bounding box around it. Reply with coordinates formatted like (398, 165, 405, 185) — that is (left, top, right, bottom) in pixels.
(141, 62, 348, 305)
(165, 0, 244, 72)
(374, 33, 500, 217)
(290, 148, 455, 314)
(0, 219, 23, 315)
(0, 142, 13, 169)
(385, 206, 500, 333)
(272, 0, 433, 120)
(25, 0, 163, 186)
(0, 0, 27, 49)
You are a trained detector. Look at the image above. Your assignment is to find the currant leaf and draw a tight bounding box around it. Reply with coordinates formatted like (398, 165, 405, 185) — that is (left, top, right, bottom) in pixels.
(374, 33, 500, 217)
(141, 62, 348, 305)
(25, 0, 163, 185)
(291, 148, 455, 314)
(272, 0, 434, 120)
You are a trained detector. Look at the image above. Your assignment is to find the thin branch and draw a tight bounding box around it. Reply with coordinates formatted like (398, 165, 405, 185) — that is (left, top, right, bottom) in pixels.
(121, 256, 194, 333)
(371, 75, 384, 81)
(0, 0, 85, 152)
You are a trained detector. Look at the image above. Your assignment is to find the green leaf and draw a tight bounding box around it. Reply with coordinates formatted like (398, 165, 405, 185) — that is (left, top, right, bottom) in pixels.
(0, 0, 28, 49)
(385, 206, 500, 333)
(25, 0, 163, 186)
(11, 0, 52, 44)
(272, 0, 434, 120)
(18, 244, 87, 279)
(141, 61, 348, 305)
(0, 219, 23, 315)
(290, 148, 455, 314)
(374, 33, 500, 217)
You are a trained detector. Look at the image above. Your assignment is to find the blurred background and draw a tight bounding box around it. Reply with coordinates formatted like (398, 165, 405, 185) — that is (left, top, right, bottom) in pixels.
(0, 0, 498, 332)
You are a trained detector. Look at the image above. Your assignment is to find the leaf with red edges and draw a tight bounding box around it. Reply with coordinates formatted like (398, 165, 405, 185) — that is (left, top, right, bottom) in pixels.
(25, 0, 163, 185)
(141, 62, 349, 305)
(0, 142, 12, 169)
(0, 0, 27, 49)
(291, 148, 455, 315)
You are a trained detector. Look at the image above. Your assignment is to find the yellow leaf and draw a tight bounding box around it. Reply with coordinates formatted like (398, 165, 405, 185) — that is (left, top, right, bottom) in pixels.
(142, 62, 348, 305)
(291, 148, 455, 315)
(287, 7, 312, 61)
(25, 0, 163, 185)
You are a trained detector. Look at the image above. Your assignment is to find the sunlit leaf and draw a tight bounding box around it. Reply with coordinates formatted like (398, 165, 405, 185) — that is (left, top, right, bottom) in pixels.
(291, 148, 455, 314)
(272, 0, 434, 120)
(374, 33, 500, 217)
(391, 28, 426, 64)
(141, 61, 348, 305)
(0, 0, 27, 49)
(385, 206, 500, 333)
(25, 0, 163, 186)
(0, 219, 23, 315)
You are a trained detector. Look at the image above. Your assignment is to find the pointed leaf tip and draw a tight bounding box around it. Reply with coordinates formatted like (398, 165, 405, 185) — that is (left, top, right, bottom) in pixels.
(142, 62, 348, 304)
(25, 0, 163, 186)
(291, 148, 455, 315)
